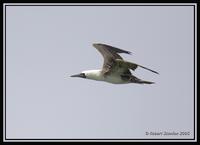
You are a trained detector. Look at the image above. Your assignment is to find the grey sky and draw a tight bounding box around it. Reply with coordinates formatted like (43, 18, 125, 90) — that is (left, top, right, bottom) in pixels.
(5, 5, 195, 139)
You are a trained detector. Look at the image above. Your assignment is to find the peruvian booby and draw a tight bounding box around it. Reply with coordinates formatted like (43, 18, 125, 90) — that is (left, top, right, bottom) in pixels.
(71, 43, 158, 84)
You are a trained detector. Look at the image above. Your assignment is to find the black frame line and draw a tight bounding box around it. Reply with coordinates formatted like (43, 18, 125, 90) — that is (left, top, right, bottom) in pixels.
(4, 4, 196, 141)
(3, 5, 196, 6)
(4, 4, 7, 142)
(193, 4, 196, 143)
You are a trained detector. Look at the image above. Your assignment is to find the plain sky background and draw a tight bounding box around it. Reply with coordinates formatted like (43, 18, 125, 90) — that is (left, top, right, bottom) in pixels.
(5, 5, 195, 139)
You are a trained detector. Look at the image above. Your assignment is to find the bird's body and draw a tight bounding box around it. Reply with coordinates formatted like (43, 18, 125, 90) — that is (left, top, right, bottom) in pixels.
(82, 69, 128, 84)
(71, 43, 158, 84)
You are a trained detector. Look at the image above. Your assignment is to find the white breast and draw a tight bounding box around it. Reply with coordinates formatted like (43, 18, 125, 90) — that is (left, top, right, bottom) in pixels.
(83, 69, 129, 84)
(104, 74, 128, 84)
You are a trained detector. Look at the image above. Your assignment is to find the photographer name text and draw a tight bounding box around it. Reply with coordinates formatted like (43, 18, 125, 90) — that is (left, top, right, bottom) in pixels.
(145, 131, 190, 136)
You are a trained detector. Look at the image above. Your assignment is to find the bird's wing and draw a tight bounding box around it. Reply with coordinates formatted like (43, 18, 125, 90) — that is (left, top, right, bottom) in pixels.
(93, 43, 132, 75)
(116, 59, 159, 74)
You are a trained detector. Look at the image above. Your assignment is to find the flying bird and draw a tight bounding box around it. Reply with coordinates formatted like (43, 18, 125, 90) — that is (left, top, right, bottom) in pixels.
(71, 43, 158, 84)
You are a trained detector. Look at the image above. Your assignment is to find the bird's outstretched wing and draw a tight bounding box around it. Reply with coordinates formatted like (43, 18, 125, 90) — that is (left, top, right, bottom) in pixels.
(116, 59, 159, 74)
(93, 43, 159, 75)
(93, 43, 132, 75)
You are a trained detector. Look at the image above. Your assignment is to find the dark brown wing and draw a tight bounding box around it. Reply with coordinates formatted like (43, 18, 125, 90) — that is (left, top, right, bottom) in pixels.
(93, 43, 132, 75)
(116, 59, 159, 74)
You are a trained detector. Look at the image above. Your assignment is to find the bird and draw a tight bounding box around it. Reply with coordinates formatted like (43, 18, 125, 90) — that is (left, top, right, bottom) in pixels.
(70, 43, 159, 84)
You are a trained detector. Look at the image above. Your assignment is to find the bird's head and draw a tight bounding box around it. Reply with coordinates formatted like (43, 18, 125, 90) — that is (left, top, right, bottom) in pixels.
(70, 70, 102, 80)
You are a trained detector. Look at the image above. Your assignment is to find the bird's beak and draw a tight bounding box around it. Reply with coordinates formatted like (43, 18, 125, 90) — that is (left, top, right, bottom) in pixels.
(70, 73, 86, 78)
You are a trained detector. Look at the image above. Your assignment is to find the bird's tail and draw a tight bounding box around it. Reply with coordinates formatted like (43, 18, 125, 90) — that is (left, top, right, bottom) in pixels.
(136, 80, 155, 84)
(130, 76, 155, 84)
